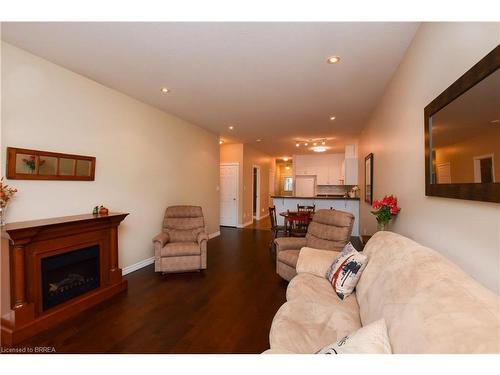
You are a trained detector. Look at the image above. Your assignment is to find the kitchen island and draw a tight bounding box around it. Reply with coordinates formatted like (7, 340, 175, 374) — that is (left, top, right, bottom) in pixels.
(271, 195, 360, 236)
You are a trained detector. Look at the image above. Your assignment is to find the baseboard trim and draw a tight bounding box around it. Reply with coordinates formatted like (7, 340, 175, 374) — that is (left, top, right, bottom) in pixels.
(209, 231, 220, 239)
(122, 230, 220, 276)
(238, 220, 253, 228)
(122, 256, 154, 275)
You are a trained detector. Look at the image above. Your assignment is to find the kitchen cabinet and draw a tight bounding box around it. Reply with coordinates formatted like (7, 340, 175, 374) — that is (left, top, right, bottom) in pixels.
(294, 153, 344, 185)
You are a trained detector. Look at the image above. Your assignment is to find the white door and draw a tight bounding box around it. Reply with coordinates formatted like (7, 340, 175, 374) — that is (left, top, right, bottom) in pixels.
(295, 176, 315, 197)
(220, 164, 239, 227)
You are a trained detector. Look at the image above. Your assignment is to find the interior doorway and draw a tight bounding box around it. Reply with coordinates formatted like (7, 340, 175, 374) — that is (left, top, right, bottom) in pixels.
(252, 166, 261, 220)
(473, 154, 495, 183)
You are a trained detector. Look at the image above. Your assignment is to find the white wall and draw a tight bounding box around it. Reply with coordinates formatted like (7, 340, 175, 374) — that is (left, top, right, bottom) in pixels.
(358, 23, 500, 293)
(1, 42, 220, 269)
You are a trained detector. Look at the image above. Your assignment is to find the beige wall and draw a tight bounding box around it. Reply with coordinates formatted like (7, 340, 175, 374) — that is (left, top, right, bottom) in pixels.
(243, 145, 272, 223)
(220, 143, 272, 225)
(358, 23, 500, 293)
(434, 126, 500, 183)
(0, 43, 220, 272)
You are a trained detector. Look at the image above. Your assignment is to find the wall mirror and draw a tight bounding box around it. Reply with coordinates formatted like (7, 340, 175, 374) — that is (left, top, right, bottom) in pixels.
(425, 45, 500, 203)
(6, 147, 96, 181)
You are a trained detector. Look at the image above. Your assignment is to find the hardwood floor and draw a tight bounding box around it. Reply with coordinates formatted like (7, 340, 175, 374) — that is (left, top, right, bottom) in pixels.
(15, 226, 287, 353)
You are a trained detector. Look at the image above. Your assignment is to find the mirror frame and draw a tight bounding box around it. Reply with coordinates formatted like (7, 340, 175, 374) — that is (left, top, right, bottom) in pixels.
(424, 45, 500, 203)
(6, 147, 96, 181)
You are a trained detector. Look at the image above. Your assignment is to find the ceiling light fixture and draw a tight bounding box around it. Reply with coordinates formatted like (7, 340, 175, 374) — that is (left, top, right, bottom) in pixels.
(327, 56, 340, 64)
(491, 119, 500, 124)
(228, 126, 234, 130)
(313, 142, 317, 146)
(312, 146, 328, 153)
(283, 157, 289, 162)
(285, 166, 291, 170)
(160, 87, 170, 93)
(219, 140, 224, 145)
(322, 141, 326, 145)
(296, 143, 300, 147)
(304, 142, 308, 146)
(330, 116, 336, 121)
(256, 138, 262, 142)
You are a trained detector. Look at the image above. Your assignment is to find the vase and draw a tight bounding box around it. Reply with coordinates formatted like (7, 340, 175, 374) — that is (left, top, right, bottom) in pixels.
(0, 205, 7, 226)
(377, 222, 387, 231)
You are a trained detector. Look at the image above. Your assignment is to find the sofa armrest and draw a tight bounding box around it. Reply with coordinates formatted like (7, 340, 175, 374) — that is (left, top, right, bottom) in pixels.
(197, 231, 209, 245)
(152, 232, 170, 247)
(274, 237, 307, 253)
(296, 247, 339, 279)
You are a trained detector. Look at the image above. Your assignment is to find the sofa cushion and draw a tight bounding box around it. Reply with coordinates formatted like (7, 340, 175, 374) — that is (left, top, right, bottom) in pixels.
(269, 300, 361, 353)
(356, 231, 500, 353)
(161, 242, 201, 257)
(287, 273, 360, 312)
(326, 242, 367, 300)
(318, 319, 392, 354)
(277, 249, 300, 268)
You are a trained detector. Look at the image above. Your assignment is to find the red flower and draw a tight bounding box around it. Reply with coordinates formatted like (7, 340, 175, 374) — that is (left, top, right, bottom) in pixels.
(372, 200, 382, 210)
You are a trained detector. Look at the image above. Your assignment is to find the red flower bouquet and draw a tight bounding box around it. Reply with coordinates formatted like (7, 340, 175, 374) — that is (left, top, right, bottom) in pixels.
(371, 195, 401, 231)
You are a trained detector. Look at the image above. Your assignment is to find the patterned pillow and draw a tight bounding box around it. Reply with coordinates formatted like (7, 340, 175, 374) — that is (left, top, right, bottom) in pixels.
(325, 242, 367, 300)
(317, 319, 392, 354)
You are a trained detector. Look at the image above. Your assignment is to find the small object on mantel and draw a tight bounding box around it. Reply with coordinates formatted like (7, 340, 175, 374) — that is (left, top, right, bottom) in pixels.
(92, 206, 99, 215)
(98, 205, 109, 216)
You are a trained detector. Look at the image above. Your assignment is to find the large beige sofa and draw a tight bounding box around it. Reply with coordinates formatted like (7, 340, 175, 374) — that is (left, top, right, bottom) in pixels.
(266, 231, 500, 354)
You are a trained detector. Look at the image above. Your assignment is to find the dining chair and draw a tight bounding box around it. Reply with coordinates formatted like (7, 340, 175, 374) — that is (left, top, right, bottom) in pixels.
(297, 204, 316, 213)
(269, 206, 287, 250)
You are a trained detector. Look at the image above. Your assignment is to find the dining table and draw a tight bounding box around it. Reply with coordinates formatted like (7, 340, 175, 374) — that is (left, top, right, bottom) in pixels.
(279, 210, 314, 236)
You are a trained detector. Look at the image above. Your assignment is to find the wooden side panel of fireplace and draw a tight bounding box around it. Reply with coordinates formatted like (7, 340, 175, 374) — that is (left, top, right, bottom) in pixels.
(1, 213, 128, 346)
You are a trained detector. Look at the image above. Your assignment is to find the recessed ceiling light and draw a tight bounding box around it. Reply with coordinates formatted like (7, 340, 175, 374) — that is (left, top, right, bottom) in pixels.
(330, 116, 336, 121)
(327, 56, 340, 64)
(228, 126, 234, 130)
(283, 157, 289, 162)
(312, 146, 327, 153)
(295, 143, 300, 147)
(313, 142, 317, 146)
(256, 138, 262, 142)
(160, 87, 170, 93)
(304, 142, 308, 146)
(491, 119, 500, 124)
(322, 141, 326, 145)
(219, 140, 224, 145)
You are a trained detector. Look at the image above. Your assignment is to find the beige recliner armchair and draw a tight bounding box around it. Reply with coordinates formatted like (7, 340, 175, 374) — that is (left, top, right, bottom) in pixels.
(274, 209, 354, 281)
(153, 205, 208, 273)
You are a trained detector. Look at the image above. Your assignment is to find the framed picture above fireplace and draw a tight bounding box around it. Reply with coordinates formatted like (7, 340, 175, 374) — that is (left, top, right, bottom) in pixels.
(6, 147, 96, 181)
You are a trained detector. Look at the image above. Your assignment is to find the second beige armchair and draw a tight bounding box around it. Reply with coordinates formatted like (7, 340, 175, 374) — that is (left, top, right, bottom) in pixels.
(274, 209, 354, 281)
(153, 205, 208, 274)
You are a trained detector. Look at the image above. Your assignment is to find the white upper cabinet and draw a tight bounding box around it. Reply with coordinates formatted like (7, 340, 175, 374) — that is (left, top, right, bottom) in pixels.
(294, 153, 344, 185)
(343, 144, 358, 185)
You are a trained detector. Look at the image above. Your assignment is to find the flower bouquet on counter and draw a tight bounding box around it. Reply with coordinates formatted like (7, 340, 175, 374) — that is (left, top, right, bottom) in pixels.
(371, 195, 401, 231)
(0, 177, 18, 225)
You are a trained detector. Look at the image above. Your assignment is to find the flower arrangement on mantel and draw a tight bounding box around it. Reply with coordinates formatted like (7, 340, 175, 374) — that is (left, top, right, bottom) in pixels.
(371, 195, 401, 231)
(0, 177, 18, 225)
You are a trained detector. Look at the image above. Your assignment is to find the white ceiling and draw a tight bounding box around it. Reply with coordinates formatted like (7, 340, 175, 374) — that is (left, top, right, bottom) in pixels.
(1, 22, 419, 157)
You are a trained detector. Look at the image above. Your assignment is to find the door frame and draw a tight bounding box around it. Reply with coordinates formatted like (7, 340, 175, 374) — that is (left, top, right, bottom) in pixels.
(252, 165, 261, 220)
(473, 154, 495, 183)
(220, 163, 240, 227)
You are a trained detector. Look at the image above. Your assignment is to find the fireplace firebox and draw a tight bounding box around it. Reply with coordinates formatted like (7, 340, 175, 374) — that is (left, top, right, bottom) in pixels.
(41, 245, 100, 311)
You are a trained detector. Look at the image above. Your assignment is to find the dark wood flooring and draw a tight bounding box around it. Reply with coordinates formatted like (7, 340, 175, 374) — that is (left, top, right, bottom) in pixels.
(16, 224, 287, 353)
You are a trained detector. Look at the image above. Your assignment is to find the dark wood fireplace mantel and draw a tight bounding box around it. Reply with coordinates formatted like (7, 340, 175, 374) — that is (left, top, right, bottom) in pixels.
(1, 213, 128, 346)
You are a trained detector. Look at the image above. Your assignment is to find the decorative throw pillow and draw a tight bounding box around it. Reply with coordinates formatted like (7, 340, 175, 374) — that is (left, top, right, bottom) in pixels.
(325, 242, 367, 299)
(317, 319, 392, 354)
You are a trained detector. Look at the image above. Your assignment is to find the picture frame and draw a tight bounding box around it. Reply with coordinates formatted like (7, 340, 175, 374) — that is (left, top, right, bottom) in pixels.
(365, 153, 374, 204)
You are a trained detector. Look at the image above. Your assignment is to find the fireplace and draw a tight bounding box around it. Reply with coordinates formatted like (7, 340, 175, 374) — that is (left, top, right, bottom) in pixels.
(41, 245, 100, 311)
(1, 212, 128, 345)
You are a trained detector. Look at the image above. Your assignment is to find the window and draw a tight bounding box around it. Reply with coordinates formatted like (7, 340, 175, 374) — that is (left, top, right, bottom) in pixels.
(283, 177, 293, 192)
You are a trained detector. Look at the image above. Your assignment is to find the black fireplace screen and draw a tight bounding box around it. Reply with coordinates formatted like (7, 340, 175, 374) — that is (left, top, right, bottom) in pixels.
(41, 245, 100, 311)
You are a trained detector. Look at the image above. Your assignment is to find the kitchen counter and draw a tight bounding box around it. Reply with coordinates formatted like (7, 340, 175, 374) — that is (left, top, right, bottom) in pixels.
(271, 195, 360, 235)
(271, 195, 360, 200)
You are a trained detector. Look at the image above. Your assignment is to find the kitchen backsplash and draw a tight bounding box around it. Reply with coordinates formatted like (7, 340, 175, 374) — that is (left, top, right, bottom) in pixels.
(316, 185, 354, 195)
